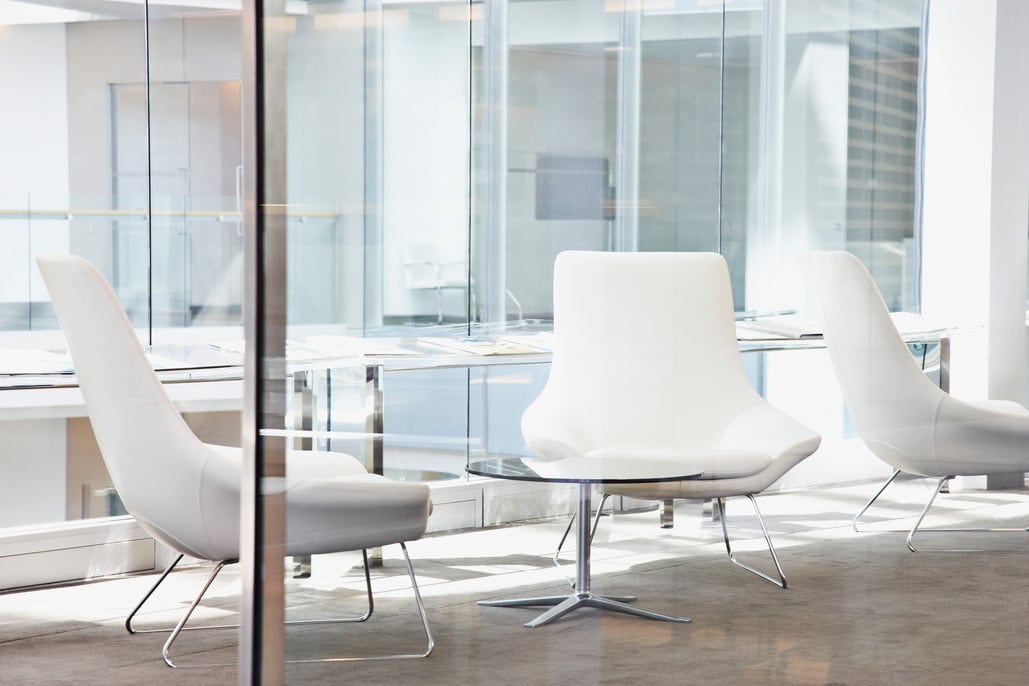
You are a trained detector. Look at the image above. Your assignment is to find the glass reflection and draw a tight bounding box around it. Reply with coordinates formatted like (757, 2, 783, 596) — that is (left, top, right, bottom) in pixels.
(0, 0, 928, 569)
(0, 1, 245, 534)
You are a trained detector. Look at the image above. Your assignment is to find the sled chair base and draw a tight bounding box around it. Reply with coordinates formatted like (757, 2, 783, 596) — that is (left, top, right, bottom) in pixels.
(126, 545, 433, 668)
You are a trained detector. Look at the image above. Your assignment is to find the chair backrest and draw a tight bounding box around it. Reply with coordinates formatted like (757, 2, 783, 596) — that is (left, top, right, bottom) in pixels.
(402, 244, 441, 289)
(37, 254, 236, 559)
(799, 251, 943, 468)
(536, 251, 761, 451)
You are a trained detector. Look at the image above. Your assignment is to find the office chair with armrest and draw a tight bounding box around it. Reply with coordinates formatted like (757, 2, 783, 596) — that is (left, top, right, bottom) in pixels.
(799, 250, 1029, 551)
(36, 254, 434, 667)
(525, 251, 821, 588)
(403, 244, 470, 324)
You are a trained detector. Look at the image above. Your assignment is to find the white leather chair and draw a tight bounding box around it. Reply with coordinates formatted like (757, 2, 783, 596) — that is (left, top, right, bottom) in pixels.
(524, 251, 822, 588)
(36, 254, 434, 666)
(799, 250, 1029, 551)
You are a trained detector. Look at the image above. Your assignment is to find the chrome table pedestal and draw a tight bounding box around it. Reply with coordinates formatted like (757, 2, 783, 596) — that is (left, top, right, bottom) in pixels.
(476, 480, 692, 628)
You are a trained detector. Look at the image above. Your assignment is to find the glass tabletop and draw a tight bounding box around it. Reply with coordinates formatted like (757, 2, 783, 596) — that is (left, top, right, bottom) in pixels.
(467, 456, 703, 484)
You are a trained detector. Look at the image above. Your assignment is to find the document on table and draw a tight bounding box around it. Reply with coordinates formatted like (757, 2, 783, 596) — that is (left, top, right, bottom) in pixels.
(888, 312, 951, 336)
(0, 349, 74, 374)
(497, 332, 555, 352)
(735, 315, 822, 340)
(735, 312, 952, 340)
(145, 353, 200, 370)
(207, 339, 325, 361)
(419, 336, 543, 356)
(303, 335, 419, 357)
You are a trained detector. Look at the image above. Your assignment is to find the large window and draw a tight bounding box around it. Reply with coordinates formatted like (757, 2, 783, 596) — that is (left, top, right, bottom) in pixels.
(472, 0, 923, 321)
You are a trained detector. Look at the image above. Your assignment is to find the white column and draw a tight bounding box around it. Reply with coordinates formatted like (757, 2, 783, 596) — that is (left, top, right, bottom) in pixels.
(480, 0, 508, 329)
(921, 0, 1029, 488)
(921, 0, 1029, 400)
(747, 0, 785, 311)
(613, 2, 641, 253)
(988, 1, 1029, 403)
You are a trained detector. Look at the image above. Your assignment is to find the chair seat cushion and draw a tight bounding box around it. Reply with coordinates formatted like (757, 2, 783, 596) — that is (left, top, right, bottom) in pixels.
(195, 445, 431, 560)
(961, 398, 1029, 416)
(585, 447, 771, 480)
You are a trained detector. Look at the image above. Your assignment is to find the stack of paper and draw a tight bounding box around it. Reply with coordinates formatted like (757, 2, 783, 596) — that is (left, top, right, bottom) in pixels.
(0, 349, 74, 374)
(303, 335, 418, 357)
(735, 312, 953, 340)
(498, 332, 554, 352)
(208, 339, 324, 361)
(420, 336, 542, 356)
(735, 316, 822, 340)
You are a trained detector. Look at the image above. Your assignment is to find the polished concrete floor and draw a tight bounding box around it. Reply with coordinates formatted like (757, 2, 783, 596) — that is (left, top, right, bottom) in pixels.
(3, 477, 1029, 685)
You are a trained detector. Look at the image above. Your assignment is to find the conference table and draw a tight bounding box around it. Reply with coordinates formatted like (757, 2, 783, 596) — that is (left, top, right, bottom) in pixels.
(0, 316, 949, 581)
(0, 312, 950, 399)
(0, 317, 949, 522)
(278, 316, 948, 570)
(282, 314, 950, 477)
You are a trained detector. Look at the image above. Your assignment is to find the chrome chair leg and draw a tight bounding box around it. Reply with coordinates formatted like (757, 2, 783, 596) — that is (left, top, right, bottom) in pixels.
(905, 476, 1029, 552)
(163, 560, 229, 667)
(160, 547, 430, 668)
(553, 493, 609, 587)
(128, 550, 374, 641)
(716, 496, 787, 589)
(660, 499, 675, 528)
(126, 553, 184, 634)
(906, 476, 949, 552)
(852, 468, 903, 532)
(295, 542, 434, 663)
(852, 472, 1029, 552)
(128, 556, 244, 640)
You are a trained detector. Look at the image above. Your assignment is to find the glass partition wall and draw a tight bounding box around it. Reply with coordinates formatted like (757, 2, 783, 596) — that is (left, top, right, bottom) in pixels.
(250, 0, 927, 671)
(0, 10, 245, 335)
(0, 0, 924, 615)
(0, 1, 246, 570)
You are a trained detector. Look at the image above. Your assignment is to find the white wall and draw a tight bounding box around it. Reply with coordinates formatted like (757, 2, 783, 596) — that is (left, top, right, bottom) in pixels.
(0, 419, 67, 526)
(65, 17, 242, 278)
(382, 8, 469, 318)
(0, 24, 69, 199)
(783, 38, 850, 256)
(0, 23, 70, 304)
(764, 349, 894, 490)
(286, 12, 369, 328)
(921, 0, 1029, 404)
